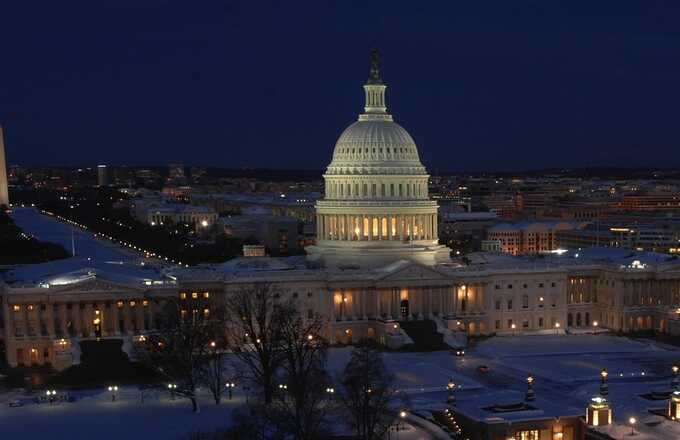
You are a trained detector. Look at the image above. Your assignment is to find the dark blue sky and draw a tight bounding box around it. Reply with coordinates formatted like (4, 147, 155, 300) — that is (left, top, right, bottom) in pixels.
(2, 1, 680, 171)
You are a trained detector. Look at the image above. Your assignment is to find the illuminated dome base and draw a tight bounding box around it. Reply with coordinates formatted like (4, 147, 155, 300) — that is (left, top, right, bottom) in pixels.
(306, 240, 451, 269)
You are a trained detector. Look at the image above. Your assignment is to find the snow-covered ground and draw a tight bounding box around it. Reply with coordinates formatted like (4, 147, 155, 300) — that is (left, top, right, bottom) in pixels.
(0, 387, 239, 440)
(2, 335, 679, 439)
(11, 207, 137, 262)
(476, 334, 676, 383)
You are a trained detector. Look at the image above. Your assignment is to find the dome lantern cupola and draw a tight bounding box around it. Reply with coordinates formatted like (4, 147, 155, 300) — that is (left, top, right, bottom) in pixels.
(361, 49, 391, 121)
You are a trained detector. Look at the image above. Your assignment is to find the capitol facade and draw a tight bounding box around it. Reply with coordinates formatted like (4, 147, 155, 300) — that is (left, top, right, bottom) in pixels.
(3, 54, 680, 370)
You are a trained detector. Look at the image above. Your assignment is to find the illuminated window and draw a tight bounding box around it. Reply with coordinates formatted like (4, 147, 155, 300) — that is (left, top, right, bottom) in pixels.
(203, 292, 210, 299)
(180, 293, 187, 300)
(192, 292, 198, 299)
(203, 308, 210, 317)
(12, 305, 21, 312)
(519, 430, 539, 440)
(130, 300, 136, 307)
(116, 301, 124, 308)
(27, 304, 34, 311)
(143, 300, 149, 307)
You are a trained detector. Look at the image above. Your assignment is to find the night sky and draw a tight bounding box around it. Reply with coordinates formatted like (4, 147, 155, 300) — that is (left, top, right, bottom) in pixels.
(2, 1, 680, 171)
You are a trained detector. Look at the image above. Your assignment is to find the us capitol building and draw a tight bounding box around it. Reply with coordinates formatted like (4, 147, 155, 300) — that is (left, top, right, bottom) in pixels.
(3, 53, 680, 370)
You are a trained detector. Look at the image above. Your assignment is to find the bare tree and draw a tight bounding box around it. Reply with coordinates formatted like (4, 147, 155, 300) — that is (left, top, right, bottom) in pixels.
(223, 283, 288, 405)
(199, 328, 240, 405)
(136, 298, 219, 413)
(274, 310, 332, 440)
(339, 346, 397, 440)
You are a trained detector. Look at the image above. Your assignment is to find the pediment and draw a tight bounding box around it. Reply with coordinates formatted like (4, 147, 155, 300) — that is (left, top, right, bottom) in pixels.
(51, 277, 145, 294)
(376, 261, 449, 282)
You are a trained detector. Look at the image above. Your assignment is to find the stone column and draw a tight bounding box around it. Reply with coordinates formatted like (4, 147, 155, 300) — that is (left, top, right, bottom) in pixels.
(387, 215, 392, 240)
(72, 305, 82, 337)
(3, 303, 12, 339)
(45, 303, 56, 337)
(58, 304, 68, 337)
(340, 291, 346, 321)
(387, 289, 393, 320)
(84, 303, 94, 337)
(136, 304, 145, 333)
(398, 215, 404, 241)
(362, 289, 368, 320)
(376, 289, 381, 319)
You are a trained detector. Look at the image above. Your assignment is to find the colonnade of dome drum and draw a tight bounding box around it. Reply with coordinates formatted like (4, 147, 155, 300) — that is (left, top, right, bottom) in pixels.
(316, 213, 437, 241)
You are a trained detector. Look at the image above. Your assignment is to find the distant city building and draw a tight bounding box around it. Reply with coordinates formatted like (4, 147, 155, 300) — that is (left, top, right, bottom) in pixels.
(131, 198, 217, 229)
(483, 195, 520, 219)
(242, 244, 266, 257)
(190, 166, 207, 181)
(556, 221, 680, 253)
(617, 194, 680, 211)
(168, 163, 185, 179)
(480, 239, 502, 252)
(190, 192, 319, 223)
(97, 164, 108, 187)
(0, 125, 9, 207)
(161, 186, 192, 201)
(220, 214, 300, 256)
(439, 211, 499, 254)
(487, 221, 583, 255)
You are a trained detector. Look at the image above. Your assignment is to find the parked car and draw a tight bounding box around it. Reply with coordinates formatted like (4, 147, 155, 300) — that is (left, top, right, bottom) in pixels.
(477, 364, 490, 374)
(8, 400, 23, 408)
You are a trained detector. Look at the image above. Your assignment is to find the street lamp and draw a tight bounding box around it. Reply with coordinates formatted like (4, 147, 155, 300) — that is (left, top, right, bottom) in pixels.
(107, 385, 119, 402)
(168, 383, 178, 400)
(447, 378, 456, 404)
(278, 383, 288, 402)
(600, 369, 609, 396)
(225, 382, 236, 400)
(629, 416, 636, 435)
(325, 387, 335, 400)
(673, 365, 680, 390)
(525, 374, 535, 401)
(45, 389, 57, 405)
(555, 322, 560, 335)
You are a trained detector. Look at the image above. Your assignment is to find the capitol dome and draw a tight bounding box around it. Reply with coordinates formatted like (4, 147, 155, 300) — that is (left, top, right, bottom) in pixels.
(306, 50, 450, 269)
(326, 120, 427, 175)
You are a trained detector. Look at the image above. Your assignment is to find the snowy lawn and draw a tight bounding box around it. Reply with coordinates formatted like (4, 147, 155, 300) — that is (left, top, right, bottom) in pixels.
(326, 347, 482, 394)
(0, 387, 238, 440)
(475, 334, 680, 383)
(11, 207, 136, 262)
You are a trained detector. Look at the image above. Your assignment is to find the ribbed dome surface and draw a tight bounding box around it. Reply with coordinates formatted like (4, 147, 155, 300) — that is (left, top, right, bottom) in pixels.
(326, 120, 427, 175)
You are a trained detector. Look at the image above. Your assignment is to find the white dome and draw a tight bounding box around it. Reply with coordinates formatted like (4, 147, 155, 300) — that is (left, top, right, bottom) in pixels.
(307, 50, 451, 269)
(326, 120, 427, 175)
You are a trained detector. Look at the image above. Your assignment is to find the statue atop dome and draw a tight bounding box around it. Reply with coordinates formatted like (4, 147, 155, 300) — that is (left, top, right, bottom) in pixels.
(367, 49, 383, 85)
